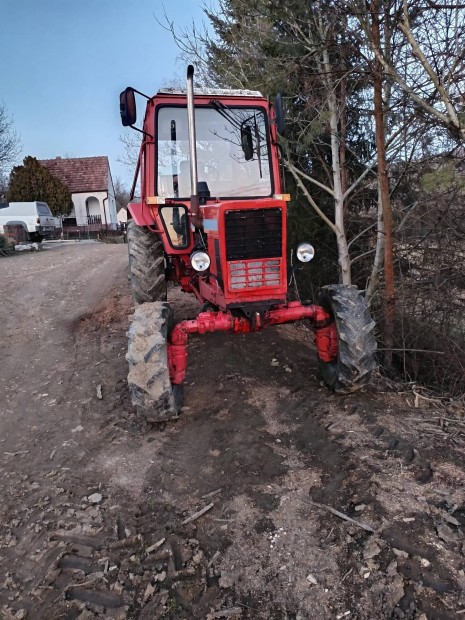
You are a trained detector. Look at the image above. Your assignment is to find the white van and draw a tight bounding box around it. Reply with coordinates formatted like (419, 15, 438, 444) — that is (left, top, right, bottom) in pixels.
(0, 201, 56, 241)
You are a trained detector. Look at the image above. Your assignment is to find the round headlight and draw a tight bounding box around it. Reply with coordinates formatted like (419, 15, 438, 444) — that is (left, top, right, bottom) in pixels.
(296, 242, 315, 263)
(190, 250, 211, 272)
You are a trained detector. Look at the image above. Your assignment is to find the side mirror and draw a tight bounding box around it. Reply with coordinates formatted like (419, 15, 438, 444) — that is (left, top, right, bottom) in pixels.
(120, 87, 137, 127)
(240, 124, 254, 161)
(274, 93, 285, 135)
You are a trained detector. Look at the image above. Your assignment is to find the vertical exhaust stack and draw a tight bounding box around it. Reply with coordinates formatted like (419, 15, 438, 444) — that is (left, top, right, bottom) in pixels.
(186, 65, 201, 228)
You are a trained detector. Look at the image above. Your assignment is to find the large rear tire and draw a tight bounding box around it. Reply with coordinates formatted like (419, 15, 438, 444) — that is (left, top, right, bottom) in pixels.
(317, 285, 377, 393)
(127, 302, 183, 422)
(127, 219, 166, 304)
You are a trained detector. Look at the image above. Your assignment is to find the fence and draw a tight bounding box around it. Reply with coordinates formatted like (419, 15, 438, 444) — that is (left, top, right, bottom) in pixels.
(56, 224, 123, 241)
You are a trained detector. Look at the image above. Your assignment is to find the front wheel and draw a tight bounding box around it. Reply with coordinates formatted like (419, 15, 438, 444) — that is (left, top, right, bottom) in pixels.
(316, 285, 377, 393)
(127, 301, 182, 422)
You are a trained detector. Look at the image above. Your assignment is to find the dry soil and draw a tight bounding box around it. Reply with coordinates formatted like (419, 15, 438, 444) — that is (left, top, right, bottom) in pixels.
(1, 241, 465, 620)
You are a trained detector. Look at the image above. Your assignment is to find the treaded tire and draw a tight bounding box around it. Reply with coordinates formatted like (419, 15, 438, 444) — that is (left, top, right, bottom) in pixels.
(127, 301, 182, 422)
(127, 219, 166, 304)
(317, 285, 377, 393)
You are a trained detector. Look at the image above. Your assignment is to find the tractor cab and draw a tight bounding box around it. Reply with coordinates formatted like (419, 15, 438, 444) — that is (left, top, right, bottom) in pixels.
(155, 90, 274, 203)
(120, 74, 290, 314)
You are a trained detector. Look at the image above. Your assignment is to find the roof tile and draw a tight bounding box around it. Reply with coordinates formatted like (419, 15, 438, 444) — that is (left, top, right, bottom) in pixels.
(39, 156, 109, 194)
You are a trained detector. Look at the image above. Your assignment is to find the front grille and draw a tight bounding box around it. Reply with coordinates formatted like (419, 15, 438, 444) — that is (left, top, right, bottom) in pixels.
(228, 258, 282, 290)
(225, 208, 282, 260)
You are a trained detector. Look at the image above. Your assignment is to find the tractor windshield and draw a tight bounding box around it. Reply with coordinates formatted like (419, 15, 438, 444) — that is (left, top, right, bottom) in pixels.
(156, 105, 272, 199)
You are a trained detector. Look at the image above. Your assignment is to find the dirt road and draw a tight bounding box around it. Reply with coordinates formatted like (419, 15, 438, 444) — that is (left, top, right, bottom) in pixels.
(1, 242, 464, 620)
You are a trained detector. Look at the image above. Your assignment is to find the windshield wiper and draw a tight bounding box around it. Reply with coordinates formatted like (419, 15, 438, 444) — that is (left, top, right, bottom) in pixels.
(210, 99, 243, 130)
(210, 100, 263, 177)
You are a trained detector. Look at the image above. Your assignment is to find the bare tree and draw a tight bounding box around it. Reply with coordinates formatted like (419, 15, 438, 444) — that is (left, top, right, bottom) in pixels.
(353, 0, 465, 141)
(388, 153, 465, 394)
(113, 177, 130, 211)
(0, 102, 21, 183)
(347, 0, 465, 369)
(280, 7, 356, 284)
(368, 0, 396, 367)
(118, 130, 141, 171)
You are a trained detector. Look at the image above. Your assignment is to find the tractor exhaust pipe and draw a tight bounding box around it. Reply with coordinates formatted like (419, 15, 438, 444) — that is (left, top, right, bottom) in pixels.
(186, 65, 201, 228)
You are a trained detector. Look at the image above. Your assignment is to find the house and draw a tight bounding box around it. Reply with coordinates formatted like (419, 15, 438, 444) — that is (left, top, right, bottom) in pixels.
(117, 206, 128, 226)
(40, 156, 118, 229)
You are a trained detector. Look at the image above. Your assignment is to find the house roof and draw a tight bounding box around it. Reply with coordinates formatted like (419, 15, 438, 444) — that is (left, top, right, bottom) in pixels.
(39, 156, 109, 194)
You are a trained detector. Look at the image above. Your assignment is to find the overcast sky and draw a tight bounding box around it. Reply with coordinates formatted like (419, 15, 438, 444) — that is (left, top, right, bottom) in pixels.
(1, 0, 215, 187)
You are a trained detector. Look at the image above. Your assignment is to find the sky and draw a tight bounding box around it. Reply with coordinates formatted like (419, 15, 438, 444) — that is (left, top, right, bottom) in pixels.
(1, 0, 216, 187)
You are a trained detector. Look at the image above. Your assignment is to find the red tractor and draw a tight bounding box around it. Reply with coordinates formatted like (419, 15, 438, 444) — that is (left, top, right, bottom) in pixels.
(120, 66, 376, 422)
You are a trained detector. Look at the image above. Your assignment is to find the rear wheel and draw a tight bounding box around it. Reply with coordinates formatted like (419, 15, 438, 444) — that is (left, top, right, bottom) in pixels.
(29, 232, 43, 243)
(127, 219, 166, 304)
(127, 301, 182, 423)
(317, 285, 377, 393)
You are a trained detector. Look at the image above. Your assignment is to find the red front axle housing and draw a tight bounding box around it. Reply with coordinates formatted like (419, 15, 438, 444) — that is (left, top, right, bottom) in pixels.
(167, 301, 337, 384)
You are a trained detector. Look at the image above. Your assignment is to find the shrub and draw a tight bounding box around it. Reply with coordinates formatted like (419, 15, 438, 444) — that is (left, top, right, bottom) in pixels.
(0, 233, 14, 257)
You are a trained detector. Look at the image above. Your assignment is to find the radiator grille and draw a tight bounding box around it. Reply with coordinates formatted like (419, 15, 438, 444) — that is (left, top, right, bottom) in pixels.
(228, 259, 282, 290)
(225, 208, 282, 261)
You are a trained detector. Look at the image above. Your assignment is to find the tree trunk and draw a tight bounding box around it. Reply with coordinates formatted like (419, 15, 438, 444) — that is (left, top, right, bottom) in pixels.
(371, 0, 395, 369)
(331, 104, 352, 285)
(321, 39, 351, 285)
(366, 181, 384, 303)
(339, 19, 349, 206)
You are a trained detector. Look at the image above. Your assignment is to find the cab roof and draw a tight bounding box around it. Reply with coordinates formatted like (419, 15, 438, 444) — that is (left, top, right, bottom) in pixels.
(158, 87, 264, 98)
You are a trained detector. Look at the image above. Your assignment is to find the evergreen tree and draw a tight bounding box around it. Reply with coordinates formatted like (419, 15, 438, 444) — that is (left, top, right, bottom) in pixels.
(7, 156, 73, 217)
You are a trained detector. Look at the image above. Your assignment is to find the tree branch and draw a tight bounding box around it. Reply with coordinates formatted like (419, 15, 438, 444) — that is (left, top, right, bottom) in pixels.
(285, 157, 337, 233)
